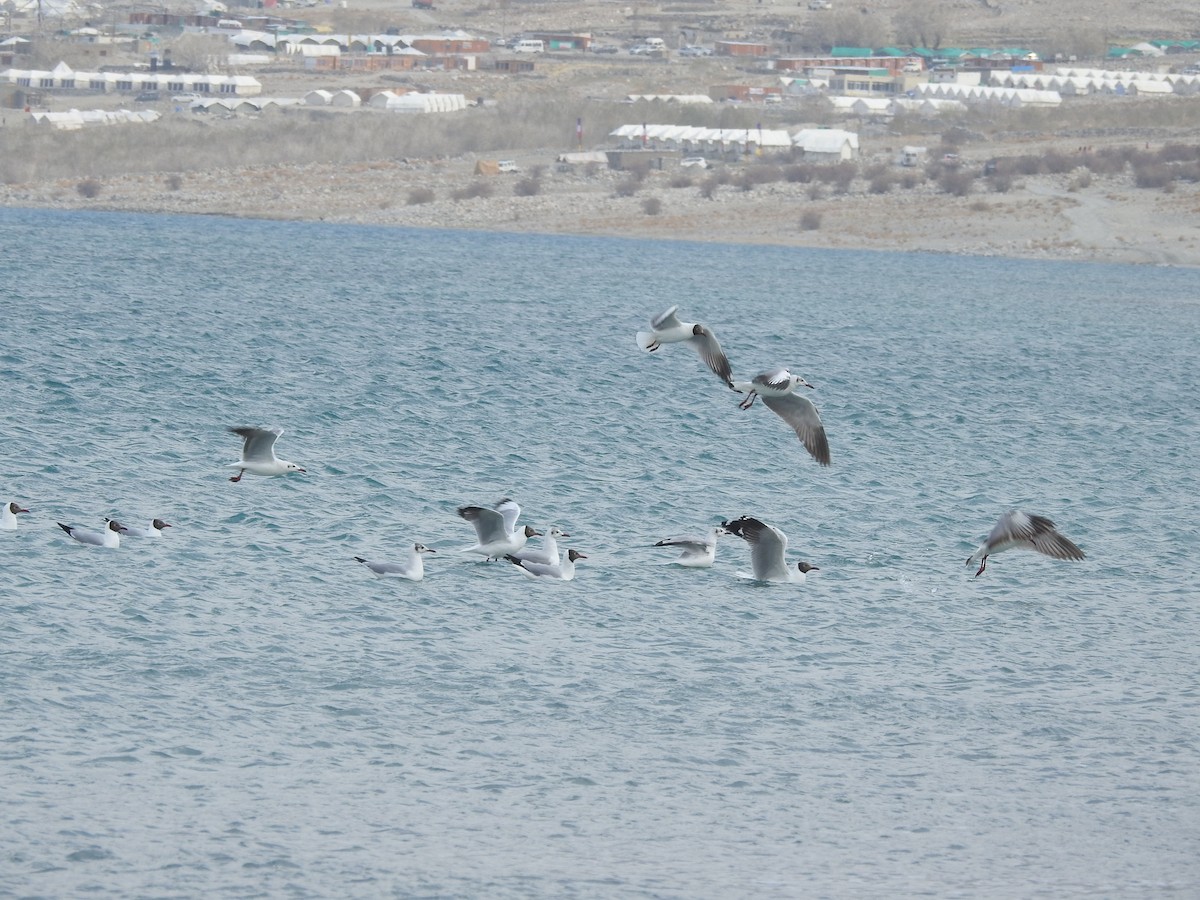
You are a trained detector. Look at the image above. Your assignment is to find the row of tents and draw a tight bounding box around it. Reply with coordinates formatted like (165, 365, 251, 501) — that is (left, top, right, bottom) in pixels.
(609, 124, 859, 159)
(28, 108, 161, 129)
(0, 61, 262, 96)
(991, 67, 1200, 96)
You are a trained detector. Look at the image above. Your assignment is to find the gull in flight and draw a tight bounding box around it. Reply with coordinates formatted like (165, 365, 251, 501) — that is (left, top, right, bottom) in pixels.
(2, 501, 30, 531)
(510, 525, 570, 566)
(355, 543, 436, 581)
(731, 368, 831, 466)
(721, 516, 819, 583)
(653, 526, 723, 568)
(58, 518, 124, 549)
(636, 305, 735, 389)
(227, 427, 306, 483)
(505, 548, 588, 580)
(458, 498, 540, 560)
(119, 518, 172, 538)
(968, 510, 1085, 577)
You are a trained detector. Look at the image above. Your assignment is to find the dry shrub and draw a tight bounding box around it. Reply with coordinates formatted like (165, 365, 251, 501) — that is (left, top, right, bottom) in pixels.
(868, 171, 895, 194)
(1133, 163, 1173, 189)
(1012, 155, 1043, 176)
(641, 196, 662, 215)
(799, 210, 822, 231)
(807, 183, 825, 201)
(164, 173, 183, 191)
(1082, 149, 1129, 176)
(862, 162, 890, 180)
(938, 169, 974, 197)
(614, 177, 641, 197)
(987, 172, 1014, 193)
(783, 164, 815, 183)
(76, 178, 101, 198)
(1042, 151, 1075, 175)
(513, 178, 541, 196)
(743, 164, 783, 185)
(899, 171, 923, 190)
(969, 199, 990, 212)
(451, 181, 493, 200)
(669, 174, 693, 188)
(407, 186, 435, 205)
(1155, 143, 1200, 163)
(1068, 170, 1092, 191)
(699, 175, 720, 199)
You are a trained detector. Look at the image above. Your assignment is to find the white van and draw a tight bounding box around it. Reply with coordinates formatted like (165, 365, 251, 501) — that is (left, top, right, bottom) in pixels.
(642, 37, 666, 50)
(513, 39, 545, 53)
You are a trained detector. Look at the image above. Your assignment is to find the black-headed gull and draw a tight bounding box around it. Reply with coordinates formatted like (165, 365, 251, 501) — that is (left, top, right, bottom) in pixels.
(354, 543, 436, 581)
(227, 427, 306, 483)
(731, 368, 830, 466)
(636, 305, 735, 389)
(2, 501, 30, 531)
(721, 516, 818, 583)
(510, 525, 569, 566)
(968, 510, 1085, 577)
(653, 526, 722, 568)
(119, 518, 172, 538)
(458, 498, 540, 560)
(58, 519, 123, 549)
(505, 548, 587, 580)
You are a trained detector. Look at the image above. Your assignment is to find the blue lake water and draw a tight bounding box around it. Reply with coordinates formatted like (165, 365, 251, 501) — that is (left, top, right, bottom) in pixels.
(2, 207, 1198, 897)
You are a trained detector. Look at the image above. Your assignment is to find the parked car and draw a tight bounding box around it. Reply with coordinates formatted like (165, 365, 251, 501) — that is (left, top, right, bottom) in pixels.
(591, 44, 619, 54)
(134, 90, 160, 102)
(680, 157, 708, 169)
(497, 160, 521, 173)
(171, 92, 202, 103)
(808, 0, 832, 8)
(678, 45, 712, 57)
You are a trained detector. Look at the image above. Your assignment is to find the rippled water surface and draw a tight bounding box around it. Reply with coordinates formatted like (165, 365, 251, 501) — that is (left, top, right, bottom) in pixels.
(2, 208, 1199, 897)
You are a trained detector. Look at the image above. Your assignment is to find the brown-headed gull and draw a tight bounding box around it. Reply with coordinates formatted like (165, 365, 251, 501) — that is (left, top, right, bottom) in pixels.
(636, 305, 735, 389)
(731, 368, 830, 466)
(458, 498, 540, 560)
(2, 501, 30, 531)
(119, 518, 172, 538)
(355, 543, 436, 581)
(58, 518, 123, 549)
(968, 510, 1085, 577)
(227, 427, 306, 483)
(721, 516, 819, 583)
(505, 548, 587, 580)
(510, 525, 569, 566)
(653, 526, 722, 568)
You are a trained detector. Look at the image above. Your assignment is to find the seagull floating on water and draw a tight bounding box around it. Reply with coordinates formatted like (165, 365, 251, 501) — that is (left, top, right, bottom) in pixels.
(968, 510, 1085, 577)
(653, 526, 723, 568)
(227, 427, 306, 483)
(721, 516, 819, 583)
(354, 543, 436, 581)
(505, 548, 588, 580)
(58, 519, 123, 549)
(2, 501, 30, 531)
(637, 305, 735, 389)
(119, 519, 172, 538)
(731, 368, 831, 466)
(510, 525, 569, 566)
(458, 498, 540, 560)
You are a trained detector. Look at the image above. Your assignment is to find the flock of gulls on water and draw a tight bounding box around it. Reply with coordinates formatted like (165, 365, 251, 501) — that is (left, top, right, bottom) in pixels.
(2, 305, 1085, 583)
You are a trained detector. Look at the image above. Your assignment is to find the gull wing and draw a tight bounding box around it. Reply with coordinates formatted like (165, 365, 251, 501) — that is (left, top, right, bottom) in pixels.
(230, 427, 281, 463)
(356, 557, 412, 576)
(654, 537, 710, 553)
(723, 516, 790, 581)
(1027, 514, 1085, 561)
(752, 368, 792, 391)
(760, 395, 831, 466)
(458, 505, 510, 543)
(507, 556, 562, 578)
(688, 325, 735, 389)
(650, 305, 682, 331)
(495, 498, 521, 535)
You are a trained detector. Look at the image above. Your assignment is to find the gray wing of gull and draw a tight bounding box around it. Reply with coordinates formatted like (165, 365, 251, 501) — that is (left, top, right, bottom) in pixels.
(744, 520, 791, 582)
(761, 394, 831, 466)
(1027, 514, 1085, 560)
(688, 326, 735, 388)
(230, 427, 281, 463)
(359, 558, 414, 576)
(495, 498, 521, 535)
(753, 368, 792, 391)
(458, 505, 511, 543)
(650, 305, 682, 331)
(511, 557, 563, 578)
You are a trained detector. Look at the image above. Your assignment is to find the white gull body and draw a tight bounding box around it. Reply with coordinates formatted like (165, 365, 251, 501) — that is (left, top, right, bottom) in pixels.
(227, 427, 306, 482)
(968, 510, 1085, 577)
(119, 518, 172, 538)
(506, 548, 587, 581)
(458, 498, 539, 560)
(636, 305, 735, 389)
(721, 516, 818, 583)
(653, 526, 722, 568)
(732, 367, 830, 466)
(2, 501, 30, 530)
(510, 525, 569, 566)
(58, 519, 123, 549)
(355, 543, 436, 581)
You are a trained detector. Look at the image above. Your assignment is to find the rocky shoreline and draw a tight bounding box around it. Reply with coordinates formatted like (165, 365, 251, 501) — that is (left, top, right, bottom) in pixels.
(3, 152, 1197, 267)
